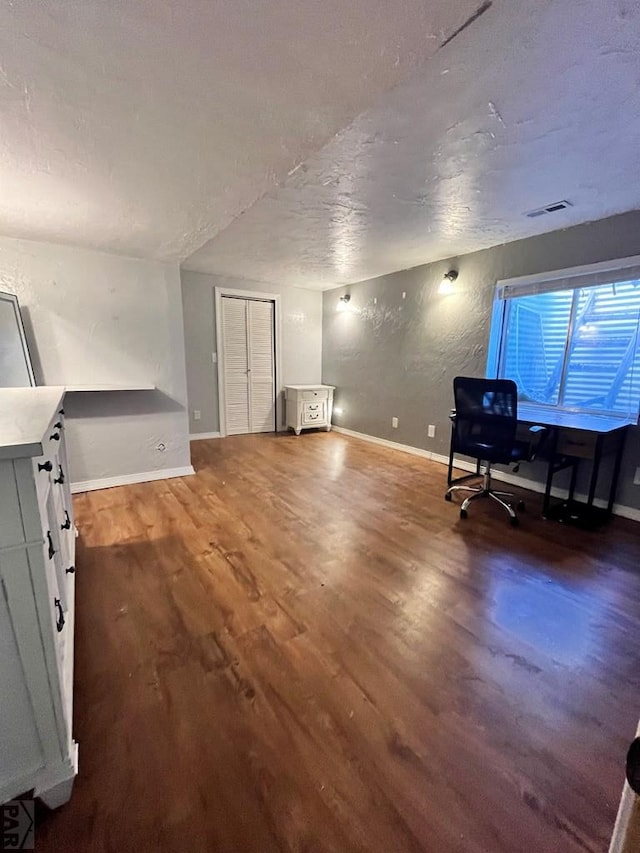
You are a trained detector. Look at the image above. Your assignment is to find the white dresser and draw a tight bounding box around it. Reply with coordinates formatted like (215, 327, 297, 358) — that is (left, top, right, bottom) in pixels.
(0, 387, 78, 808)
(285, 385, 335, 435)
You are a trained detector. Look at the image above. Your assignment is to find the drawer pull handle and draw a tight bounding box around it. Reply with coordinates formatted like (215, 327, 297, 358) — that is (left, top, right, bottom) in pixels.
(54, 421, 62, 430)
(47, 531, 56, 560)
(50, 432, 60, 441)
(61, 511, 71, 531)
(54, 466, 65, 485)
(54, 598, 65, 632)
(38, 460, 53, 473)
(66, 566, 75, 575)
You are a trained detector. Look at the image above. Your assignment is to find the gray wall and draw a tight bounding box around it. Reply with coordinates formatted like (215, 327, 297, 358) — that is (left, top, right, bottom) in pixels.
(322, 210, 640, 512)
(181, 270, 323, 435)
(0, 235, 191, 485)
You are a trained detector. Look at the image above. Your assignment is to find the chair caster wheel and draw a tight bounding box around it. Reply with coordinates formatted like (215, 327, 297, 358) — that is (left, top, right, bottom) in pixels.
(460, 509, 468, 520)
(517, 500, 525, 512)
(444, 493, 452, 502)
(510, 516, 519, 527)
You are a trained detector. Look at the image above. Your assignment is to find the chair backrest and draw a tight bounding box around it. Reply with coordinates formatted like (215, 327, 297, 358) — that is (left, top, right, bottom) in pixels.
(452, 377, 518, 460)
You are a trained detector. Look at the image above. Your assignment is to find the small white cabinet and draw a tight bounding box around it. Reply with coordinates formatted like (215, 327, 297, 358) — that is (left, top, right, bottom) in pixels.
(0, 387, 78, 808)
(285, 385, 335, 435)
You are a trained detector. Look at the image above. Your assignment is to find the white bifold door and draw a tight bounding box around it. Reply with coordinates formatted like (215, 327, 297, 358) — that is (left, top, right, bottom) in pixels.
(220, 296, 276, 435)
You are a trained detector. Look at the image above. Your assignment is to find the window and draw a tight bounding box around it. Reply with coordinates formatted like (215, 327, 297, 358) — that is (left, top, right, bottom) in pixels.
(487, 257, 640, 420)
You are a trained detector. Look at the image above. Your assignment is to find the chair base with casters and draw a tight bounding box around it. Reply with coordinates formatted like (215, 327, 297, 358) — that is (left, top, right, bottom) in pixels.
(445, 463, 525, 527)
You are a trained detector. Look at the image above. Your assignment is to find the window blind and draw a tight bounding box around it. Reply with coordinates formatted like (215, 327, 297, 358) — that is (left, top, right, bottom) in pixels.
(496, 254, 640, 300)
(489, 255, 640, 419)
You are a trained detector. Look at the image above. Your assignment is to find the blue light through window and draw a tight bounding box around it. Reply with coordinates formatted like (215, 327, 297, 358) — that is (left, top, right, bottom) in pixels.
(487, 277, 640, 419)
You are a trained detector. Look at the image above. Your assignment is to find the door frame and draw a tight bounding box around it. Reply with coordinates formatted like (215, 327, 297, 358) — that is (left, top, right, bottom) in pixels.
(214, 286, 283, 438)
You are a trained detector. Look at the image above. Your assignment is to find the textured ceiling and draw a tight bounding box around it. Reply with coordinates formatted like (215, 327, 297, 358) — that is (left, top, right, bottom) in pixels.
(3, 0, 639, 287)
(185, 0, 640, 289)
(0, 0, 481, 260)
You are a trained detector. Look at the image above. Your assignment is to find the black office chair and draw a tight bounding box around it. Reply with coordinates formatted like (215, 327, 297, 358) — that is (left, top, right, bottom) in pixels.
(444, 377, 546, 526)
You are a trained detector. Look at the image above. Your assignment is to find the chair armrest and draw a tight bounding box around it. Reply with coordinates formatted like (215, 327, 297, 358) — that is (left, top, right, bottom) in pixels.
(525, 425, 548, 461)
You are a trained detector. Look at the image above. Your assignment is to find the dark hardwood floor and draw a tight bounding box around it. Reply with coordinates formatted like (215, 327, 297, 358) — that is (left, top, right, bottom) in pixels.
(35, 432, 640, 852)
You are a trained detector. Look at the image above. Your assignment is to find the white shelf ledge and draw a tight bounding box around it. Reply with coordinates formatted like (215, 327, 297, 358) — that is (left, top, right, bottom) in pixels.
(63, 384, 155, 392)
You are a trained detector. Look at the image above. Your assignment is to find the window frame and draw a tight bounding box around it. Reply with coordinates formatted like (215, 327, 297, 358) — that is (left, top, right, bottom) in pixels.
(486, 254, 640, 422)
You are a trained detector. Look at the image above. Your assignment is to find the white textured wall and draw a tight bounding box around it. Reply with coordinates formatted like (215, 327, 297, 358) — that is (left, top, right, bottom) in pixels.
(181, 270, 323, 435)
(0, 236, 191, 485)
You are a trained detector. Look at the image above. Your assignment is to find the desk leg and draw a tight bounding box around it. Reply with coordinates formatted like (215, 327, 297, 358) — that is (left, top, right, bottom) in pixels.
(568, 461, 578, 503)
(587, 435, 604, 508)
(542, 428, 558, 518)
(447, 436, 454, 486)
(607, 429, 628, 515)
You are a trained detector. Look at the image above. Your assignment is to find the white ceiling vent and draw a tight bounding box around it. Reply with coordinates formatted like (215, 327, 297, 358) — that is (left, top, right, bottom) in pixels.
(525, 200, 573, 218)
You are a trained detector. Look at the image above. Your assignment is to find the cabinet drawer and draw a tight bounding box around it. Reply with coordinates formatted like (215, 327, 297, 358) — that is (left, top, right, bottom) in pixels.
(43, 488, 72, 613)
(52, 486, 75, 579)
(302, 401, 326, 424)
(302, 390, 326, 401)
(556, 429, 598, 459)
(33, 434, 63, 505)
(41, 530, 66, 674)
(32, 448, 58, 506)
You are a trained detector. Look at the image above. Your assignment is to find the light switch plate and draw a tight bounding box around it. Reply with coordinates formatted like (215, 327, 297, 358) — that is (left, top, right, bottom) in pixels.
(427, 424, 436, 438)
(392, 417, 399, 429)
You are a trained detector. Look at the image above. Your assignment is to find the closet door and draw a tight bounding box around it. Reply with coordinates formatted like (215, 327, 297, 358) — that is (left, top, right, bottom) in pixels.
(221, 297, 250, 435)
(221, 296, 276, 435)
(247, 299, 275, 433)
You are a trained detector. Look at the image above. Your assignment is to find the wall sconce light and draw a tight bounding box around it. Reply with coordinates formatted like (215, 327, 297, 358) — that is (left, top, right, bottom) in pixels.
(438, 270, 458, 295)
(337, 292, 352, 312)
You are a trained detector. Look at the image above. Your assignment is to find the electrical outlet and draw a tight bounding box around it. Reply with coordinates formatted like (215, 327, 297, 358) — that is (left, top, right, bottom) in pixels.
(392, 417, 399, 429)
(193, 410, 201, 421)
(634, 467, 640, 486)
(427, 424, 436, 438)
(212, 352, 218, 363)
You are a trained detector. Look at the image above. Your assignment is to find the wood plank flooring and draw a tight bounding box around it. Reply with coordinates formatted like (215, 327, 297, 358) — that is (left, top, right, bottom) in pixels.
(34, 432, 640, 852)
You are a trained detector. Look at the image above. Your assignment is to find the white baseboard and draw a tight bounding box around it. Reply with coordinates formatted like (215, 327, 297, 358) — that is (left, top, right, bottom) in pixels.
(332, 426, 640, 523)
(333, 426, 440, 462)
(71, 465, 195, 494)
(189, 431, 221, 441)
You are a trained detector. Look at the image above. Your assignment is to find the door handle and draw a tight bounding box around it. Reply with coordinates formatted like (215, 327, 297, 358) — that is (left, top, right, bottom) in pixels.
(54, 598, 65, 632)
(47, 531, 56, 560)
